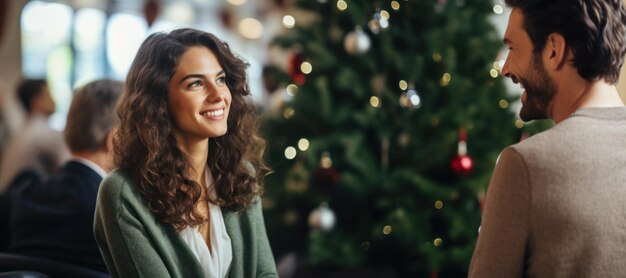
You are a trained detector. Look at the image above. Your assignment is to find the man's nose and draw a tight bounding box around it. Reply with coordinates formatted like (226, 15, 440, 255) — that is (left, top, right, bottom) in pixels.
(501, 59, 512, 78)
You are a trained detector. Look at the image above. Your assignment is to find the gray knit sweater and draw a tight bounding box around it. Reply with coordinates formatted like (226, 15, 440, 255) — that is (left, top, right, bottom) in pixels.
(469, 107, 626, 278)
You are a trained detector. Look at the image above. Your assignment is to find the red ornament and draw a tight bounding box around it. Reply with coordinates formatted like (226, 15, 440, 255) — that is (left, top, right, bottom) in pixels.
(288, 52, 306, 85)
(312, 166, 340, 193)
(219, 8, 234, 30)
(143, 0, 160, 27)
(451, 154, 473, 176)
(451, 128, 473, 176)
(311, 152, 340, 194)
(273, 0, 288, 9)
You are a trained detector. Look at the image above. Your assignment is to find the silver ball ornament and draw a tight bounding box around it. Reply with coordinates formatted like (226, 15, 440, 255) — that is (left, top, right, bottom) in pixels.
(344, 26, 371, 54)
(308, 203, 336, 231)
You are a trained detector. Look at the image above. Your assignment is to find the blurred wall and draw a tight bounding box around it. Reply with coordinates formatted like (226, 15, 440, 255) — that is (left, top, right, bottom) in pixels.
(0, 0, 27, 132)
(0, 0, 625, 126)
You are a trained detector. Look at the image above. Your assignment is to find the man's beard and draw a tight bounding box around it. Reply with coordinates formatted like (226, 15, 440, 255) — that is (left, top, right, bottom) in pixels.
(519, 54, 557, 121)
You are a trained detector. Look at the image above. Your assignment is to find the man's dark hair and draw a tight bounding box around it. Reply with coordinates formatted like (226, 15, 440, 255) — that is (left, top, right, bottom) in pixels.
(505, 0, 626, 84)
(16, 79, 46, 112)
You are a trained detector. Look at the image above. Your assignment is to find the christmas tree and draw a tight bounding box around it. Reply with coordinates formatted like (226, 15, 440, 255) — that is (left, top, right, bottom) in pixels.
(261, 0, 548, 276)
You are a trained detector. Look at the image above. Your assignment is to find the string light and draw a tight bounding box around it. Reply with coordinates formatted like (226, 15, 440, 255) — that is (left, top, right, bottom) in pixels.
(399, 80, 408, 90)
(493, 5, 504, 14)
(434, 238, 443, 247)
(320, 152, 333, 168)
(284, 146, 297, 159)
(283, 107, 295, 119)
(337, 0, 347, 11)
(300, 62, 312, 74)
(286, 84, 298, 96)
(499, 99, 509, 109)
(370, 96, 381, 108)
(440, 73, 451, 87)
(298, 138, 310, 151)
(434, 200, 443, 209)
(490, 69, 499, 78)
(432, 52, 442, 62)
(498, 59, 506, 71)
(383, 225, 392, 235)
(492, 61, 501, 71)
(282, 15, 295, 28)
(391, 1, 400, 10)
(380, 10, 390, 20)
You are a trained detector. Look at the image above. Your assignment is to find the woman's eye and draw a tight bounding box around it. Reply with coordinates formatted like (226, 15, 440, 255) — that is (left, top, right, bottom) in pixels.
(189, 80, 203, 88)
(216, 76, 226, 84)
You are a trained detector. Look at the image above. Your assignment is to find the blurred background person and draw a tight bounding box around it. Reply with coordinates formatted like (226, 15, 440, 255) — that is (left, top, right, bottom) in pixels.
(5, 79, 122, 273)
(0, 79, 69, 192)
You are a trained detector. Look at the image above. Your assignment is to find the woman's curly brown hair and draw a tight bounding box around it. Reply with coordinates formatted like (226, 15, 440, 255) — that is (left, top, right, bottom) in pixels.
(115, 28, 270, 231)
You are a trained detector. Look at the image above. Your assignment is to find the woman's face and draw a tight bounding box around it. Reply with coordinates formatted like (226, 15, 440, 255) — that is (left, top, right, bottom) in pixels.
(167, 46, 232, 144)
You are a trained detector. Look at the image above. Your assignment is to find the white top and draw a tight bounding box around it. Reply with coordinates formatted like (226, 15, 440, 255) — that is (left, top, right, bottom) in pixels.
(179, 168, 232, 278)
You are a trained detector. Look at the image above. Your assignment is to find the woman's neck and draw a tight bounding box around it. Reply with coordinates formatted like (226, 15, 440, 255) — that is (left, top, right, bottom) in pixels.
(175, 136, 209, 185)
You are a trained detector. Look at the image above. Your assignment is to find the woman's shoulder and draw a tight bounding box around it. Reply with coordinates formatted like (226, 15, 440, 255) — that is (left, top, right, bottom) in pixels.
(234, 195, 264, 218)
(101, 169, 133, 191)
(98, 169, 144, 208)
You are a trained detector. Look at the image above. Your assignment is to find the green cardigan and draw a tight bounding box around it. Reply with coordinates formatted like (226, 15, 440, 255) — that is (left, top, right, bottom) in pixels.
(93, 170, 278, 278)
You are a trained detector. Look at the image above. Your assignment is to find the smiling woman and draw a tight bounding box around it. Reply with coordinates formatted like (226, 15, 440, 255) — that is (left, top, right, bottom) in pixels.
(168, 46, 232, 142)
(93, 28, 277, 278)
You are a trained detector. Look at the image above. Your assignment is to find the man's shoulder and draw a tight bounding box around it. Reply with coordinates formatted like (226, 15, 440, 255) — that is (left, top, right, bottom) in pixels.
(509, 124, 566, 155)
(56, 161, 102, 182)
(504, 122, 587, 174)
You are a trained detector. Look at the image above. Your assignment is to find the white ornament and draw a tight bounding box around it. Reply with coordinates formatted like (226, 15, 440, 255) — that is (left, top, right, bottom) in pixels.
(368, 12, 389, 34)
(399, 87, 421, 109)
(344, 26, 371, 55)
(308, 202, 336, 231)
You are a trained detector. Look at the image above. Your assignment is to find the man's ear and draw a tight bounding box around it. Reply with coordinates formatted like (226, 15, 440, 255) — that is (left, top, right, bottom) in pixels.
(545, 33, 569, 70)
(102, 129, 115, 152)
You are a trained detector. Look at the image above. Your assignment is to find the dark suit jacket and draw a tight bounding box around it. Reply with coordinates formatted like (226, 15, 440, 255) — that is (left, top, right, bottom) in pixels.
(0, 170, 40, 251)
(8, 160, 107, 273)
